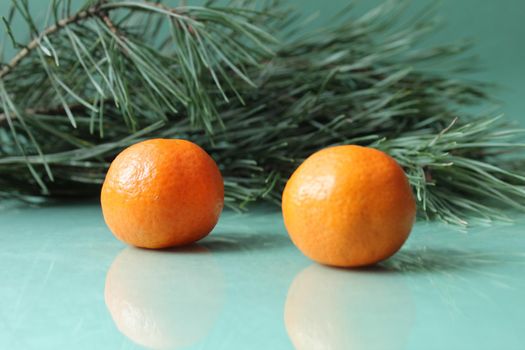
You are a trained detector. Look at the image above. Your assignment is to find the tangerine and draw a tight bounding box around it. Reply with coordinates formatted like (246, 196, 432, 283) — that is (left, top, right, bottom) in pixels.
(282, 145, 416, 267)
(101, 139, 224, 248)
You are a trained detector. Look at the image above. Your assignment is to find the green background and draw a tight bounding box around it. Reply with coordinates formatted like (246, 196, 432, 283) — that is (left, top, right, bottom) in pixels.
(1, 0, 524, 123)
(299, 0, 525, 125)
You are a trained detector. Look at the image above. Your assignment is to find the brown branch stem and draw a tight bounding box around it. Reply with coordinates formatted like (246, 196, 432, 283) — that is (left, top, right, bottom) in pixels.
(0, 99, 116, 123)
(0, 1, 188, 81)
(0, 6, 102, 80)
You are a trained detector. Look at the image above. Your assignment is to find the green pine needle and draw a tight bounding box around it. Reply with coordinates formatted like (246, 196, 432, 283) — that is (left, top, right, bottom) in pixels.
(0, 0, 524, 227)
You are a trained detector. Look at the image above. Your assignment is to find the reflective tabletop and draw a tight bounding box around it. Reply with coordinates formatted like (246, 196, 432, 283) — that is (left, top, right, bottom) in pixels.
(1, 202, 524, 350)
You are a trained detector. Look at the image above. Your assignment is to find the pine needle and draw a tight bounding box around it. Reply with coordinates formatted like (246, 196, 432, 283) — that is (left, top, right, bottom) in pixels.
(0, 0, 524, 227)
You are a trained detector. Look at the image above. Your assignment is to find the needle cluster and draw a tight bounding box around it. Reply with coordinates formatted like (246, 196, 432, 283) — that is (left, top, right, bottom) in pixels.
(1, 0, 524, 225)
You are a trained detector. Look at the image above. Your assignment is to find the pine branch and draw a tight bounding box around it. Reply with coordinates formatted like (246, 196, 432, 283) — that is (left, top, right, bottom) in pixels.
(0, 0, 524, 226)
(0, 0, 276, 190)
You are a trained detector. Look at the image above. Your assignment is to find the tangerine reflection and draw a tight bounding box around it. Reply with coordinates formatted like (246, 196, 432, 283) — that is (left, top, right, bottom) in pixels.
(105, 246, 224, 349)
(285, 264, 415, 350)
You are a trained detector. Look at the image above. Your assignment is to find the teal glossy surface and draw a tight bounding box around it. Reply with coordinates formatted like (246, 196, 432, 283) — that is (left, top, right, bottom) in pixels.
(1, 203, 524, 350)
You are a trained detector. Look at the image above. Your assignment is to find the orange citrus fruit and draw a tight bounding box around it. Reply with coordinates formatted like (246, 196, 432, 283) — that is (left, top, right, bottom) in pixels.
(101, 139, 224, 248)
(282, 145, 416, 267)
